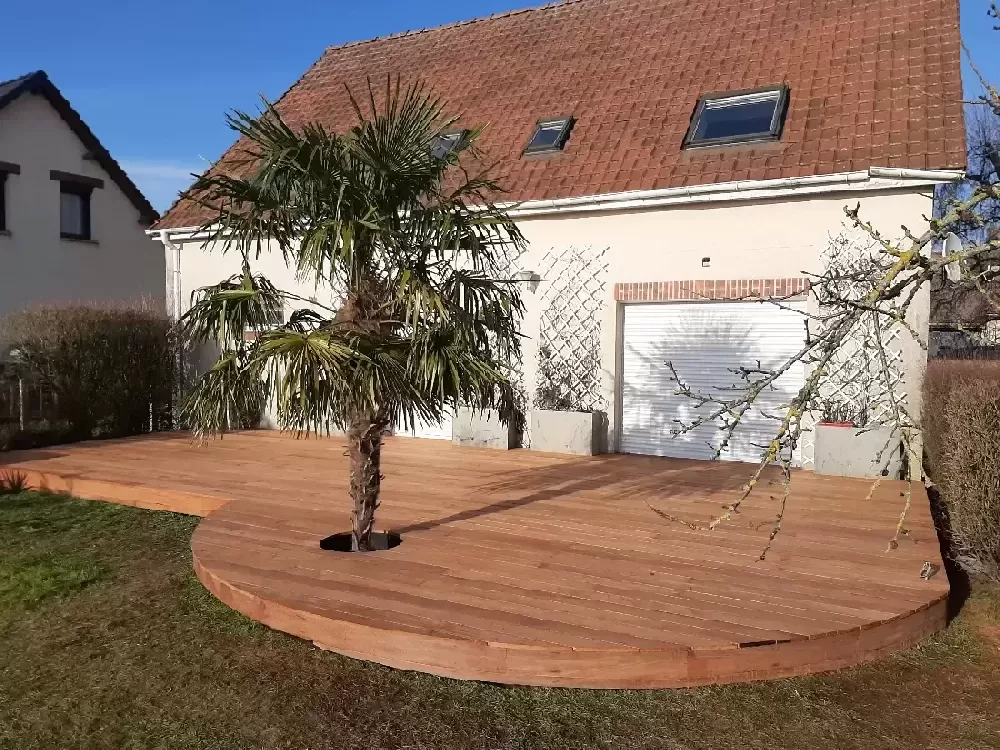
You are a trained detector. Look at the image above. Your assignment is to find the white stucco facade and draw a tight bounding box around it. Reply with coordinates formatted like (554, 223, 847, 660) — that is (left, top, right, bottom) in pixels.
(514, 186, 936, 451)
(159, 176, 940, 456)
(0, 92, 164, 318)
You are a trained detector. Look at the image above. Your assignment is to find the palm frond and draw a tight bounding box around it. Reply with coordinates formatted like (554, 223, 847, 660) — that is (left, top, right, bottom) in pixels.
(180, 351, 268, 436)
(182, 77, 528, 443)
(182, 264, 284, 348)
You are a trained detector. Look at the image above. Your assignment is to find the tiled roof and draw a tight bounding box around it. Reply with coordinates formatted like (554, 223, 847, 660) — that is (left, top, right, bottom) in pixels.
(158, 0, 966, 229)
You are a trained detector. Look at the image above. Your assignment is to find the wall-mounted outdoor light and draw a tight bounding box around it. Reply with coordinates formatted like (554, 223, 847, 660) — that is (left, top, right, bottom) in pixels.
(702, 257, 711, 268)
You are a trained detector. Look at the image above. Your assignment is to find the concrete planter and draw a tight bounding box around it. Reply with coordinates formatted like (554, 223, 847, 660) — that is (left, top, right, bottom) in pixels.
(813, 423, 902, 478)
(530, 409, 605, 455)
(452, 408, 520, 450)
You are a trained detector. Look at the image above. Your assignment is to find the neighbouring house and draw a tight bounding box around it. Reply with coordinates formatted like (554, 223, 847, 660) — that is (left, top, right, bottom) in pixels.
(151, 0, 966, 467)
(0, 71, 164, 319)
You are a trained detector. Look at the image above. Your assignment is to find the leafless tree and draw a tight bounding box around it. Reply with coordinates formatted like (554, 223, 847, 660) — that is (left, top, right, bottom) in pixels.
(931, 94, 1000, 335)
(649, 4, 1000, 559)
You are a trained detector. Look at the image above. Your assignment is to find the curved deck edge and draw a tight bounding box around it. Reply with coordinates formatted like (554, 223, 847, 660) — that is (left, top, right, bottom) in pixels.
(6, 441, 951, 690)
(192, 547, 949, 690)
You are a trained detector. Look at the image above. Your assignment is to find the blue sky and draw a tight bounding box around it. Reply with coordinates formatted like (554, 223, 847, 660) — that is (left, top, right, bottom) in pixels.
(3, 0, 998, 213)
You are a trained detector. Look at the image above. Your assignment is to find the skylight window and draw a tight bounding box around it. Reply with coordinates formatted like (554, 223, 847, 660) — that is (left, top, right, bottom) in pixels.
(524, 117, 574, 154)
(431, 130, 468, 160)
(683, 86, 789, 148)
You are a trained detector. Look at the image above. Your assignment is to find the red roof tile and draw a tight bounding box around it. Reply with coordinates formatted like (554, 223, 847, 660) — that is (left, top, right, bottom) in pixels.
(158, 0, 966, 228)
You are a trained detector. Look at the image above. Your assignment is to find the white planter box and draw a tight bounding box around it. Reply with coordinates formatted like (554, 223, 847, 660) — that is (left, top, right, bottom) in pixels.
(530, 409, 605, 456)
(452, 408, 520, 450)
(813, 424, 902, 478)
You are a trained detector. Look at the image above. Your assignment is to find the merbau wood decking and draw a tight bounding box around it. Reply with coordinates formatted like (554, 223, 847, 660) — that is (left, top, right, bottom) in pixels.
(2, 431, 949, 688)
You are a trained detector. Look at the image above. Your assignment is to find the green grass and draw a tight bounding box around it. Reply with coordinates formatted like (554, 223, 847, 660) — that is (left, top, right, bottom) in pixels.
(1, 490, 999, 749)
(0, 554, 102, 610)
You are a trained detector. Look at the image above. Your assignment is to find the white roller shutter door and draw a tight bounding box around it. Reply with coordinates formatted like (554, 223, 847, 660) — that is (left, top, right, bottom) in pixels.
(620, 300, 806, 463)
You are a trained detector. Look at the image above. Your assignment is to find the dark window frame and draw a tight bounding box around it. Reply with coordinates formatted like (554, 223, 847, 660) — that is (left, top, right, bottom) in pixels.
(0, 162, 20, 233)
(58, 182, 93, 241)
(431, 129, 470, 160)
(51, 170, 102, 241)
(523, 116, 575, 155)
(682, 85, 790, 149)
(0, 173, 7, 233)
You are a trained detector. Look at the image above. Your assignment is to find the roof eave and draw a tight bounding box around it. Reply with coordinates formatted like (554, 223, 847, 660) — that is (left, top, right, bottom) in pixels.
(150, 166, 965, 234)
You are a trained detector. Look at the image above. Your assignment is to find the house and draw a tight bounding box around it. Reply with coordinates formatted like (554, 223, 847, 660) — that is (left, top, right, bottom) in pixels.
(0, 71, 164, 319)
(151, 0, 966, 467)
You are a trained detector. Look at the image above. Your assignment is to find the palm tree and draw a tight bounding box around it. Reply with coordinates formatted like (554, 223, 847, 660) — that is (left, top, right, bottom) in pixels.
(180, 80, 526, 551)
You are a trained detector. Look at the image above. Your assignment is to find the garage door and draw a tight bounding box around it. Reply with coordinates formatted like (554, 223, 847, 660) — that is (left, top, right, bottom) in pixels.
(620, 300, 806, 463)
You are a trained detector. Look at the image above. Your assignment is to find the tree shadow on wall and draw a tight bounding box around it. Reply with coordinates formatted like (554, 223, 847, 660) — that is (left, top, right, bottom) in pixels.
(619, 304, 800, 463)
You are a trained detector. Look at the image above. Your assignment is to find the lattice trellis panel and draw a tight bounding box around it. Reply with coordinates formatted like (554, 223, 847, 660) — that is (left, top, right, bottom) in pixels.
(799, 242, 911, 467)
(534, 246, 610, 413)
(800, 322, 909, 466)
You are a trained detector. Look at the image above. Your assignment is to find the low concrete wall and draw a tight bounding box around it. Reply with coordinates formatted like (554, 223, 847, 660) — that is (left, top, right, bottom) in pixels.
(452, 408, 519, 449)
(530, 409, 605, 455)
(814, 424, 902, 478)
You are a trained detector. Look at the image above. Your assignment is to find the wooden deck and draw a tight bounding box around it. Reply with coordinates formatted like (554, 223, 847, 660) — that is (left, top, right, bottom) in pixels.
(2, 431, 949, 689)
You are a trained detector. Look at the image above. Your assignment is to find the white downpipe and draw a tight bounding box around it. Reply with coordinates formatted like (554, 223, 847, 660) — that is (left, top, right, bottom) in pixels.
(158, 229, 186, 413)
(160, 229, 182, 321)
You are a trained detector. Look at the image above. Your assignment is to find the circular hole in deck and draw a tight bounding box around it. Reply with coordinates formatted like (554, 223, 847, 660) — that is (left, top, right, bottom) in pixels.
(319, 532, 402, 552)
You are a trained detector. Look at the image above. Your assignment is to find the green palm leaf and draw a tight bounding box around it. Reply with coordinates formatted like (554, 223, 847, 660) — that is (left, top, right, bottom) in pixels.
(180, 78, 526, 550)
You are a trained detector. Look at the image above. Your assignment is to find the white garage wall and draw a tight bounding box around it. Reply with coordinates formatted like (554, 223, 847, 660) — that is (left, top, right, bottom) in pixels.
(619, 300, 807, 462)
(515, 188, 934, 451)
(167, 236, 333, 321)
(167, 186, 934, 450)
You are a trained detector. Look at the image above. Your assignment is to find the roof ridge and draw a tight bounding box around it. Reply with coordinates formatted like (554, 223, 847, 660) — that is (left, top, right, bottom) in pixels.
(0, 71, 48, 110)
(0, 70, 44, 89)
(322, 0, 588, 54)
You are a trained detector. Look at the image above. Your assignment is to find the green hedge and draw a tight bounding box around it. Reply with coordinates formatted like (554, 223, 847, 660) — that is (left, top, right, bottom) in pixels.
(924, 359, 1000, 581)
(0, 304, 176, 448)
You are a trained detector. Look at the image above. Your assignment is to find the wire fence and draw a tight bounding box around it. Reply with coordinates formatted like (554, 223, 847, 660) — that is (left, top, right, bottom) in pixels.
(0, 374, 59, 429)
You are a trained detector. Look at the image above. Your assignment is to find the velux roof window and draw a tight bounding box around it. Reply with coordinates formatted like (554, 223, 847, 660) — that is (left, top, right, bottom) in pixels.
(431, 130, 469, 160)
(524, 117, 574, 154)
(683, 86, 789, 148)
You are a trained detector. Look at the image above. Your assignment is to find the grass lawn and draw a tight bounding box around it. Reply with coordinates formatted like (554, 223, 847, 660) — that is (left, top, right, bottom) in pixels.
(1, 491, 999, 750)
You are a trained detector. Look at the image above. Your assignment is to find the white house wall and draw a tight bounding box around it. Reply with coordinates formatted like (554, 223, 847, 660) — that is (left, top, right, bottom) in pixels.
(514, 188, 933, 451)
(169, 187, 933, 451)
(0, 93, 164, 318)
(167, 236, 336, 323)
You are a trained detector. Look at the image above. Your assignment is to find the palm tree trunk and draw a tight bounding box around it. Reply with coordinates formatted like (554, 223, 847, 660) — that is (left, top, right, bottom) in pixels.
(347, 413, 387, 551)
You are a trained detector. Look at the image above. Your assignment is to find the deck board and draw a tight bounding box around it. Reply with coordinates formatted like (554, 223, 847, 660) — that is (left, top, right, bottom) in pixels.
(1, 431, 949, 688)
